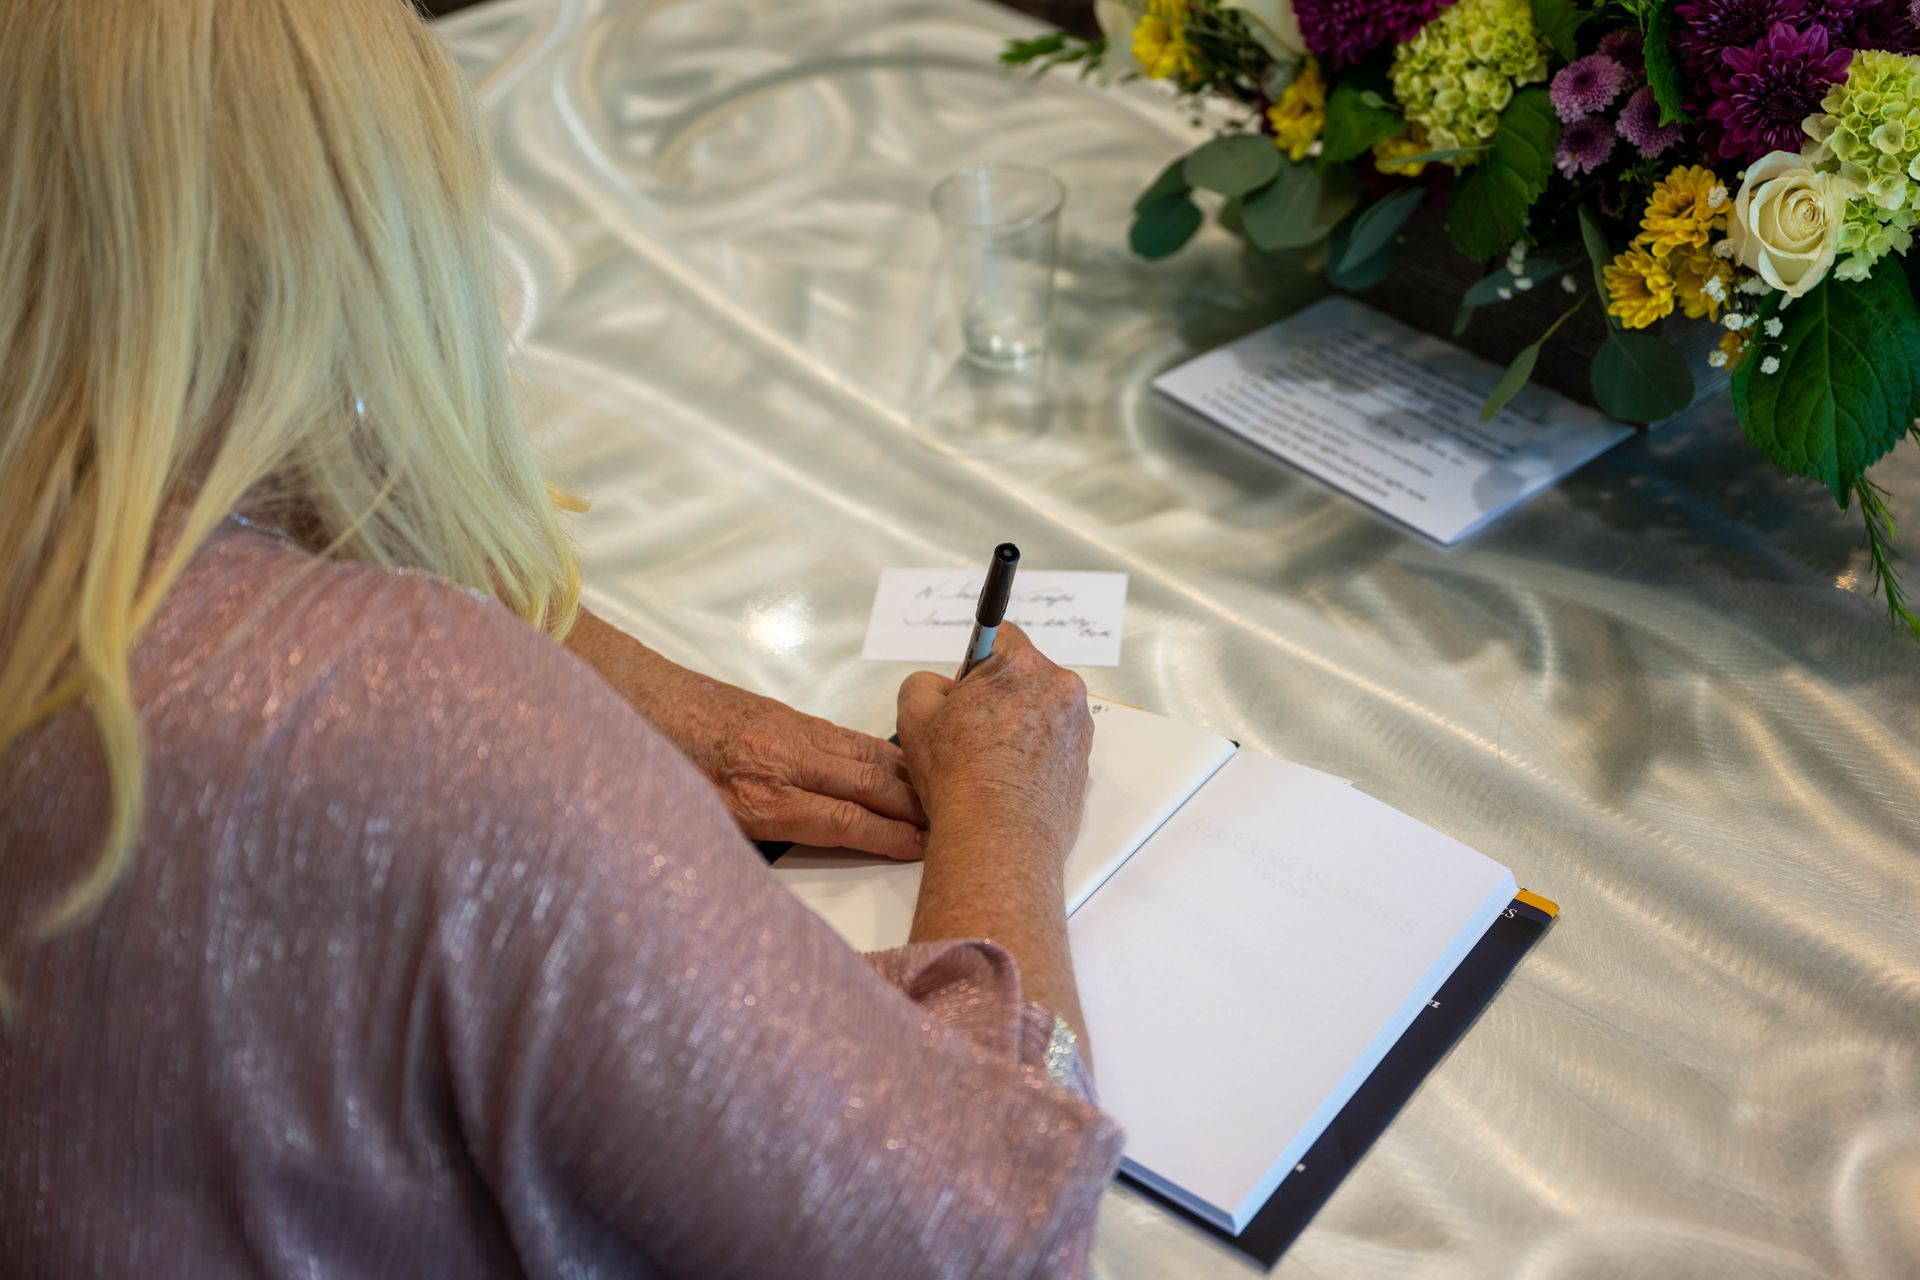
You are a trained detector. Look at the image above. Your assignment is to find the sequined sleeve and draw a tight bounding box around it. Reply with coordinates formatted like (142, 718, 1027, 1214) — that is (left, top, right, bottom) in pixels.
(370, 581, 1126, 1278)
(0, 534, 1122, 1279)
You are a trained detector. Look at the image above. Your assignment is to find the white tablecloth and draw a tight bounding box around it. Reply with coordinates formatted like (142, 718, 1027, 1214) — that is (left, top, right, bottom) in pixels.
(439, 1, 1920, 1275)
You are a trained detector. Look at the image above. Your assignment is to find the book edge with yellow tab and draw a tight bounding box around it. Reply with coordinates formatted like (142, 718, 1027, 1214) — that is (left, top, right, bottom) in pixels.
(1120, 889, 1559, 1268)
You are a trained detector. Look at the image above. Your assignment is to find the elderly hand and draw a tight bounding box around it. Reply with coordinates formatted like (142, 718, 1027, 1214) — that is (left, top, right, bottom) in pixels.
(895, 621, 1092, 867)
(566, 609, 927, 860)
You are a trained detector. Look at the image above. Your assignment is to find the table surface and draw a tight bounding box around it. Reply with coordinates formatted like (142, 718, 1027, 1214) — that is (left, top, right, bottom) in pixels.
(438, 2, 1920, 1276)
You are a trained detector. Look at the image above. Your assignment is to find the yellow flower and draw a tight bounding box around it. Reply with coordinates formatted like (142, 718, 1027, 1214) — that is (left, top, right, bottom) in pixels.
(1133, 1, 1200, 83)
(1372, 127, 1432, 178)
(1604, 244, 1676, 329)
(1670, 246, 1732, 321)
(1717, 328, 1750, 371)
(1267, 59, 1326, 162)
(1637, 164, 1730, 259)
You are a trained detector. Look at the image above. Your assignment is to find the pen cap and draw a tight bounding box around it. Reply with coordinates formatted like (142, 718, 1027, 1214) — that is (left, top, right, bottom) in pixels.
(977, 542, 1020, 626)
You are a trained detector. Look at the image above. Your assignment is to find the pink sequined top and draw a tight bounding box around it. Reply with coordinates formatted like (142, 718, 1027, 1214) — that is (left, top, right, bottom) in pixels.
(0, 524, 1124, 1278)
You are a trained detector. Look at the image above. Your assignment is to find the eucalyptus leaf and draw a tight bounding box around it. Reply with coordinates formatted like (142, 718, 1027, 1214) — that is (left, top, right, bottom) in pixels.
(1339, 186, 1425, 274)
(1644, 0, 1693, 127)
(1326, 211, 1404, 291)
(1462, 259, 1570, 306)
(1219, 195, 1247, 238)
(1578, 205, 1619, 328)
(1134, 156, 1193, 213)
(1529, 0, 1587, 63)
(1130, 195, 1204, 260)
(1184, 135, 1282, 197)
(1591, 329, 1694, 424)
(1479, 297, 1586, 420)
(1244, 162, 1358, 251)
(1447, 88, 1559, 262)
(1321, 77, 1403, 165)
(1731, 265, 1920, 502)
(1385, 145, 1487, 168)
(1481, 344, 1543, 422)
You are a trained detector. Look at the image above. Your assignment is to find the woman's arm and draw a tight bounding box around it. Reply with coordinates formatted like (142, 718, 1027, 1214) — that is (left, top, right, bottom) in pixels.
(894, 624, 1094, 1059)
(562, 606, 927, 858)
(376, 598, 1120, 1278)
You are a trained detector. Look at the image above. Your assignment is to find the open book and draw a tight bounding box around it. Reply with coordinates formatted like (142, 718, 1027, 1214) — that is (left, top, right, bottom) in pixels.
(773, 698, 1550, 1256)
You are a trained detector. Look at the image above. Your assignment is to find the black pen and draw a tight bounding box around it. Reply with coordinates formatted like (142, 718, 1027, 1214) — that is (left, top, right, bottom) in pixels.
(956, 543, 1020, 680)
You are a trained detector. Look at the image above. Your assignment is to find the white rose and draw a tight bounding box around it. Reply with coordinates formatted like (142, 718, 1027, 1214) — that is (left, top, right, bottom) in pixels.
(1219, 0, 1308, 62)
(1724, 150, 1857, 302)
(1094, 0, 1146, 79)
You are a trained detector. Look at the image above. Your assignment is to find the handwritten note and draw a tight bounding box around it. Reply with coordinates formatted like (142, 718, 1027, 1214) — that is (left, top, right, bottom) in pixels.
(861, 569, 1128, 667)
(1154, 296, 1633, 544)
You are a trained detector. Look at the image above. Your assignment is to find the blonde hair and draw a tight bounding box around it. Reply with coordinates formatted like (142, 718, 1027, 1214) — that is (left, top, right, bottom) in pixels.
(0, 0, 582, 942)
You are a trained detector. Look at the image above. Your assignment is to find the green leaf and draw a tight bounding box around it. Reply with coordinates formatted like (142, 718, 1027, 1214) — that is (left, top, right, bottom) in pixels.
(1591, 329, 1695, 424)
(1479, 296, 1587, 420)
(1446, 88, 1559, 262)
(1134, 156, 1193, 213)
(1000, 33, 1066, 66)
(1321, 77, 1403, 164)
(1338, 186, 1425, 274)
(1530, 0, 1588, 62)
(1385, 145, 1488, 168)
(1731, 264, 1920, 503)
(1644, 0, 1693, 127)
(1130, 196, 1204, 259)
(1578, 205, 1619, 329)
(1243, 162, 1359, 251)
(1219, 194, 1247, 238)
(1482, 343, 1544, 422)
(1326, 209, 1405, 291)
(1184, 135, 1283, 197)
(1462, 259, 1571, 306)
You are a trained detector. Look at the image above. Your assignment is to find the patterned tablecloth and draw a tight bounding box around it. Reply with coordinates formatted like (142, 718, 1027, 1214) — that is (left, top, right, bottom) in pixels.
(438, 2, 1920, 1275)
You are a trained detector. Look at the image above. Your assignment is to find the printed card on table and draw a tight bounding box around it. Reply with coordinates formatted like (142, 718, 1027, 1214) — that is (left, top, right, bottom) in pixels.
(1154, 296, 1635, 545)
(862, 569, 1128, 668)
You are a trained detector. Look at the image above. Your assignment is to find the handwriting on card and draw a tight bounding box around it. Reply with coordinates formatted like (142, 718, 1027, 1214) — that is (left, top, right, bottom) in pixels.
(863, 569, 1128, 667)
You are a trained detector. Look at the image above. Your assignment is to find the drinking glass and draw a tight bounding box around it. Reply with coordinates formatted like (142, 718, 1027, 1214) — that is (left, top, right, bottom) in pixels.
(930, 164, 1066, 370)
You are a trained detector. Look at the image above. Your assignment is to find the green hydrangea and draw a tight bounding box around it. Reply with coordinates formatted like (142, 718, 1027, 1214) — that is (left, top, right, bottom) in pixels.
(1389, 0, 1550, 164)
(1807, 49, 1920, 278)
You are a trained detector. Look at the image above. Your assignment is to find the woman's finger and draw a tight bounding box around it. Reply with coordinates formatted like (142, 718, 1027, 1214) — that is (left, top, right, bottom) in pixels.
(808, 722, 911, 782)
(771, 790, 926, 862)
(793, 750, 927, 827)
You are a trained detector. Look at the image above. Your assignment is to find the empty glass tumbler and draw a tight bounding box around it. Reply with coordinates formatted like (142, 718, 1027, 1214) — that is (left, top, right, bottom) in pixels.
(930, 164, 1066, 369)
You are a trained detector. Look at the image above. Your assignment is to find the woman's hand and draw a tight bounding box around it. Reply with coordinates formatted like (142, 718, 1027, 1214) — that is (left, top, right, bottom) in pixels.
(653, 673, 928, 860)
(896, 621, 1096, 1046)
(564, 609, 927, 860)
(895, 622, 1093, 871)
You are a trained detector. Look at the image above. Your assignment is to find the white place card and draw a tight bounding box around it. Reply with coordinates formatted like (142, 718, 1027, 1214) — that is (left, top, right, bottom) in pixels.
(860, 569, 1127, 668)
(1153, 295, 1632, 544)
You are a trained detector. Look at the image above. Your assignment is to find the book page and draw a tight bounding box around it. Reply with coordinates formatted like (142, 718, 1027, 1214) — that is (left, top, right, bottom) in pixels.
(1069, 751, 1517, 1231)
(1153, 296, 1632, 545)
(772, 698, 1237, 951)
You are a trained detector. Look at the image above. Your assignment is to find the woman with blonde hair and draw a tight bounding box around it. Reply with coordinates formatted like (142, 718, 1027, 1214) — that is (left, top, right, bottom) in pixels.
(0, 1, 1120, 1275)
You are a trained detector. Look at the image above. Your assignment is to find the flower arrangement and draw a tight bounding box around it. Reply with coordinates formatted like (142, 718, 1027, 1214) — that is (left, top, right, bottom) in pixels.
(1004, 0, 1920, 636)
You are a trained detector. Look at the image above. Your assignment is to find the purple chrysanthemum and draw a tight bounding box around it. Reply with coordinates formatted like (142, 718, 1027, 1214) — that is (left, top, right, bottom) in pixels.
(1706, 21, 1852, 161)
(1596, 28, 1646, 66)
(1616, 86, 1684, 157)
(1672, 0, 1809, 65)
(1556, 115, 1618, 176)
(1293, 0, 1454, 66)
(1801, 0, 1867, 37)
(1840, 0, 1920, 51)
(1551, 54, 1630, 121)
